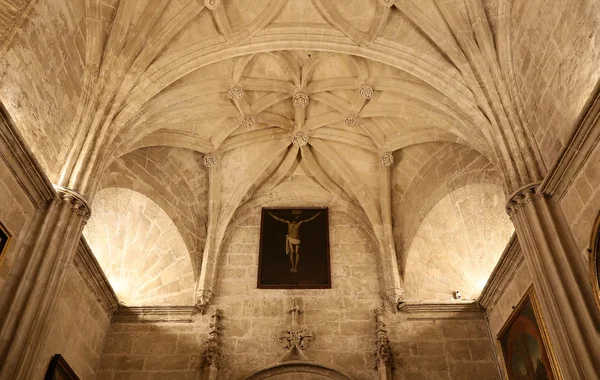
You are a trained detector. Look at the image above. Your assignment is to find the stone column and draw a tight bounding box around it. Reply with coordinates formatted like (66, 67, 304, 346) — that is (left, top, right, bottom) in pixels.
(0, 186, 90, 380)
(507, 184, 600, 379)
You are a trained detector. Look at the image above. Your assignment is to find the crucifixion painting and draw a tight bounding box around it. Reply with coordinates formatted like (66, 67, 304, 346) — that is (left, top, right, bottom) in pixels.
(258, 208, 330, 288)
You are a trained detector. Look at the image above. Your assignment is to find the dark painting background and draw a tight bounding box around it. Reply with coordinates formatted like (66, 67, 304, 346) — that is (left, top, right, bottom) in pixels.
(258, 208, 330, 288)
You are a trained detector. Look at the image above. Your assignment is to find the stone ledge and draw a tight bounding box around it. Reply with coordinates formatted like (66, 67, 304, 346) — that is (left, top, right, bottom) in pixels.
(74, 237, 119, 318)
(477, 234, 523, 312)
(112, 306, 197, 323)
(397, 300, 482, 319)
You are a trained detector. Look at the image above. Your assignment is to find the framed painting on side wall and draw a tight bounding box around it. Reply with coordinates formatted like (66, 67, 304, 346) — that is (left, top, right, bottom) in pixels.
(497, 288, 561, 380)
(0, 221, 11, 267)
(258, 207, 330, 289)
(44, 354, 79, 380)
(590, 211, 600, 311)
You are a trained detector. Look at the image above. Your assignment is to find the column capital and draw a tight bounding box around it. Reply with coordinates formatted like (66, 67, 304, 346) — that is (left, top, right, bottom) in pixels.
(505, 182, 542, 219)
(53, 185, 91, 220)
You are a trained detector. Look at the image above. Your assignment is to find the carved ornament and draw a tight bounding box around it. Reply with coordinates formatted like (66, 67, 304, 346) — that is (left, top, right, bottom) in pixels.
(506, 183, 541, 220)
(204, 0, 222, 11)
(292, 133, 308, 147)
(292, 91, 310, 108)
(196, 289, 214, 310)
(278, 299, 313, 351)
(380, 152, 394, 167)
(240, 115, 256, 128)
(203, 154, 217, 168)
(359, 84, 374, 100)
(202, 309, 223, 368)
(53, 185, 92, 220)
(373, 308, 393, 370)
(344, 114, 358, 128)
(227, 85, 244, 100)
(379, 0, 395, 7)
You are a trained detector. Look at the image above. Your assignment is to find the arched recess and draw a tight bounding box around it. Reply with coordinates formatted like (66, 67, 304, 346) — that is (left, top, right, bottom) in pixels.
(393, 143, 514, 300)
(83, 187, 195, 306)
(241, 361, 356, 380)
(96, 146, 208, 278)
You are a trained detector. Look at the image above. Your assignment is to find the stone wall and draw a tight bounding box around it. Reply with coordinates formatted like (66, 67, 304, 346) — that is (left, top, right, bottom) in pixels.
(96, 206, 500, 380)
(388, 315, 500, 380)
(0, 157, 37, 294)
(33, 264, 112, 380)
(559, 141, 600, 255)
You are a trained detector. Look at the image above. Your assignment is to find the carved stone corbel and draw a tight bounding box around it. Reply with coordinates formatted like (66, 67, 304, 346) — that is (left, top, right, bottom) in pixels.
(196, 290, 214, 313)
(53, 185, 92, 221)
(278, 298, 313, 361)
(373, 308, 393, 380)
(202, 309, 223, 380)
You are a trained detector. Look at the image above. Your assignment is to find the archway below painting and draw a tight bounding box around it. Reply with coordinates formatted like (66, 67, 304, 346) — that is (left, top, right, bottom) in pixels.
(241, 361, 355, 380)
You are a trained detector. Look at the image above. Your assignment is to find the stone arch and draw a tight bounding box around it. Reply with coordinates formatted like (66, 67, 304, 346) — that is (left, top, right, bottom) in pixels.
(240, 361, 356, 380)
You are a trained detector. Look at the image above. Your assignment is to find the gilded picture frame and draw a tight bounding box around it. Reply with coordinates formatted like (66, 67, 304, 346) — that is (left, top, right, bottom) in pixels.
(257, 207, 330, 289)
(497, 287, 561, 380)
(589, 210, 600, 312)
(0, 221, 11, 268)
(44, 354, 80, 380)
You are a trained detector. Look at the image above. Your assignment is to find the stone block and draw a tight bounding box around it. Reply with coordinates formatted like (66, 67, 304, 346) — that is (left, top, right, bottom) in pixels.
(131, 333, 178, 354)
(441, 320, 487, 339)
(449, 362, 500, 380)
(113, 355, 145, 370)
(148, 372, 199, 380)
(113, 372, 150, 380)
(445, 340, 471, 361)
(143, 355, 190, 370)
(103, 334, 135, 354)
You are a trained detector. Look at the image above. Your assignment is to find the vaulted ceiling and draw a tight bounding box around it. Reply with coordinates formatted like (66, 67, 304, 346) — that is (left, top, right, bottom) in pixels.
(1, 0, 598, 305)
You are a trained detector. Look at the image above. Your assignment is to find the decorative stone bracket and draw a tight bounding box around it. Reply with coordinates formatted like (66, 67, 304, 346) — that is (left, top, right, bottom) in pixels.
(373, 308, 393, 380)
(201, 309, 224, 380)
(277, 298, 313, 361)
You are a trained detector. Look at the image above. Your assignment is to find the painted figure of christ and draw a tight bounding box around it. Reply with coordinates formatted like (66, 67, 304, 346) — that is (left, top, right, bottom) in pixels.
(269, 211, 321, 273)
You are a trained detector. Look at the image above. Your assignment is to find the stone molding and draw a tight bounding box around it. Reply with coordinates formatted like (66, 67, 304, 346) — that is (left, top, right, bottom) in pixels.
(113, 306, 197, 323)
(478, 234, 523, 312)
(73, 238, 119, 318)
(397, 300, 483, 319)
(53, 185, 92, 220)
(0, 102, 55, 209)
(539, 79, 600, 201)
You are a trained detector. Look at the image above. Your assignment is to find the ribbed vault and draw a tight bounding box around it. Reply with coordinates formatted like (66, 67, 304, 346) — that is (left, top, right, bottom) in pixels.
(2, 0, 597, 309)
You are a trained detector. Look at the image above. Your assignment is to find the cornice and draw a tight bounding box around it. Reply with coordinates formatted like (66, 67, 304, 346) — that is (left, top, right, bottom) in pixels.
(478, 234, 523, 312)
(0, 103, 55, 208)
(73, 237, 119, 318)
(113, 306, 197, 323)
(397, 300, 482, 320)
(539, 78, 600, 201)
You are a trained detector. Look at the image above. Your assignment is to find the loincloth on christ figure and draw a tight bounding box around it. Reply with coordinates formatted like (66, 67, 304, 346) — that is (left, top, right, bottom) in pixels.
(285, 235, 300, 255)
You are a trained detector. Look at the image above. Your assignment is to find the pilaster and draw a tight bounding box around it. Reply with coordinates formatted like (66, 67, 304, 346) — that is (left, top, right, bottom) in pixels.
(0, 186, 91, 380)
(506, 184, 600, 379)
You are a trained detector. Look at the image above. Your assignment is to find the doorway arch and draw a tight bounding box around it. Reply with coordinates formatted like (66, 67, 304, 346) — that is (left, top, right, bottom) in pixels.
(241, 360, 356, 380)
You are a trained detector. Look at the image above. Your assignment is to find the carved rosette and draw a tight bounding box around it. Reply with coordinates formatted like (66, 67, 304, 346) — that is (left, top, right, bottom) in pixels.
(292, 133, 308, 147)
(202, 309, 223, 368)
(292, 91, 310, 108)
(240, 115, 256, 128)
(506, 184, 540, 220)
(379, 0, 395, 7)
(227, 85, 244, 100)
(53, 185, 92, 221)
(344, 114, 359, 128)
(359, 84, 374, 100)
(203, 154, 217, 168)
(380, 152, 394, 167)
(204, 0, 222, 11)
(373, 308, 394, 370)
(278, 328, 313, 350)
